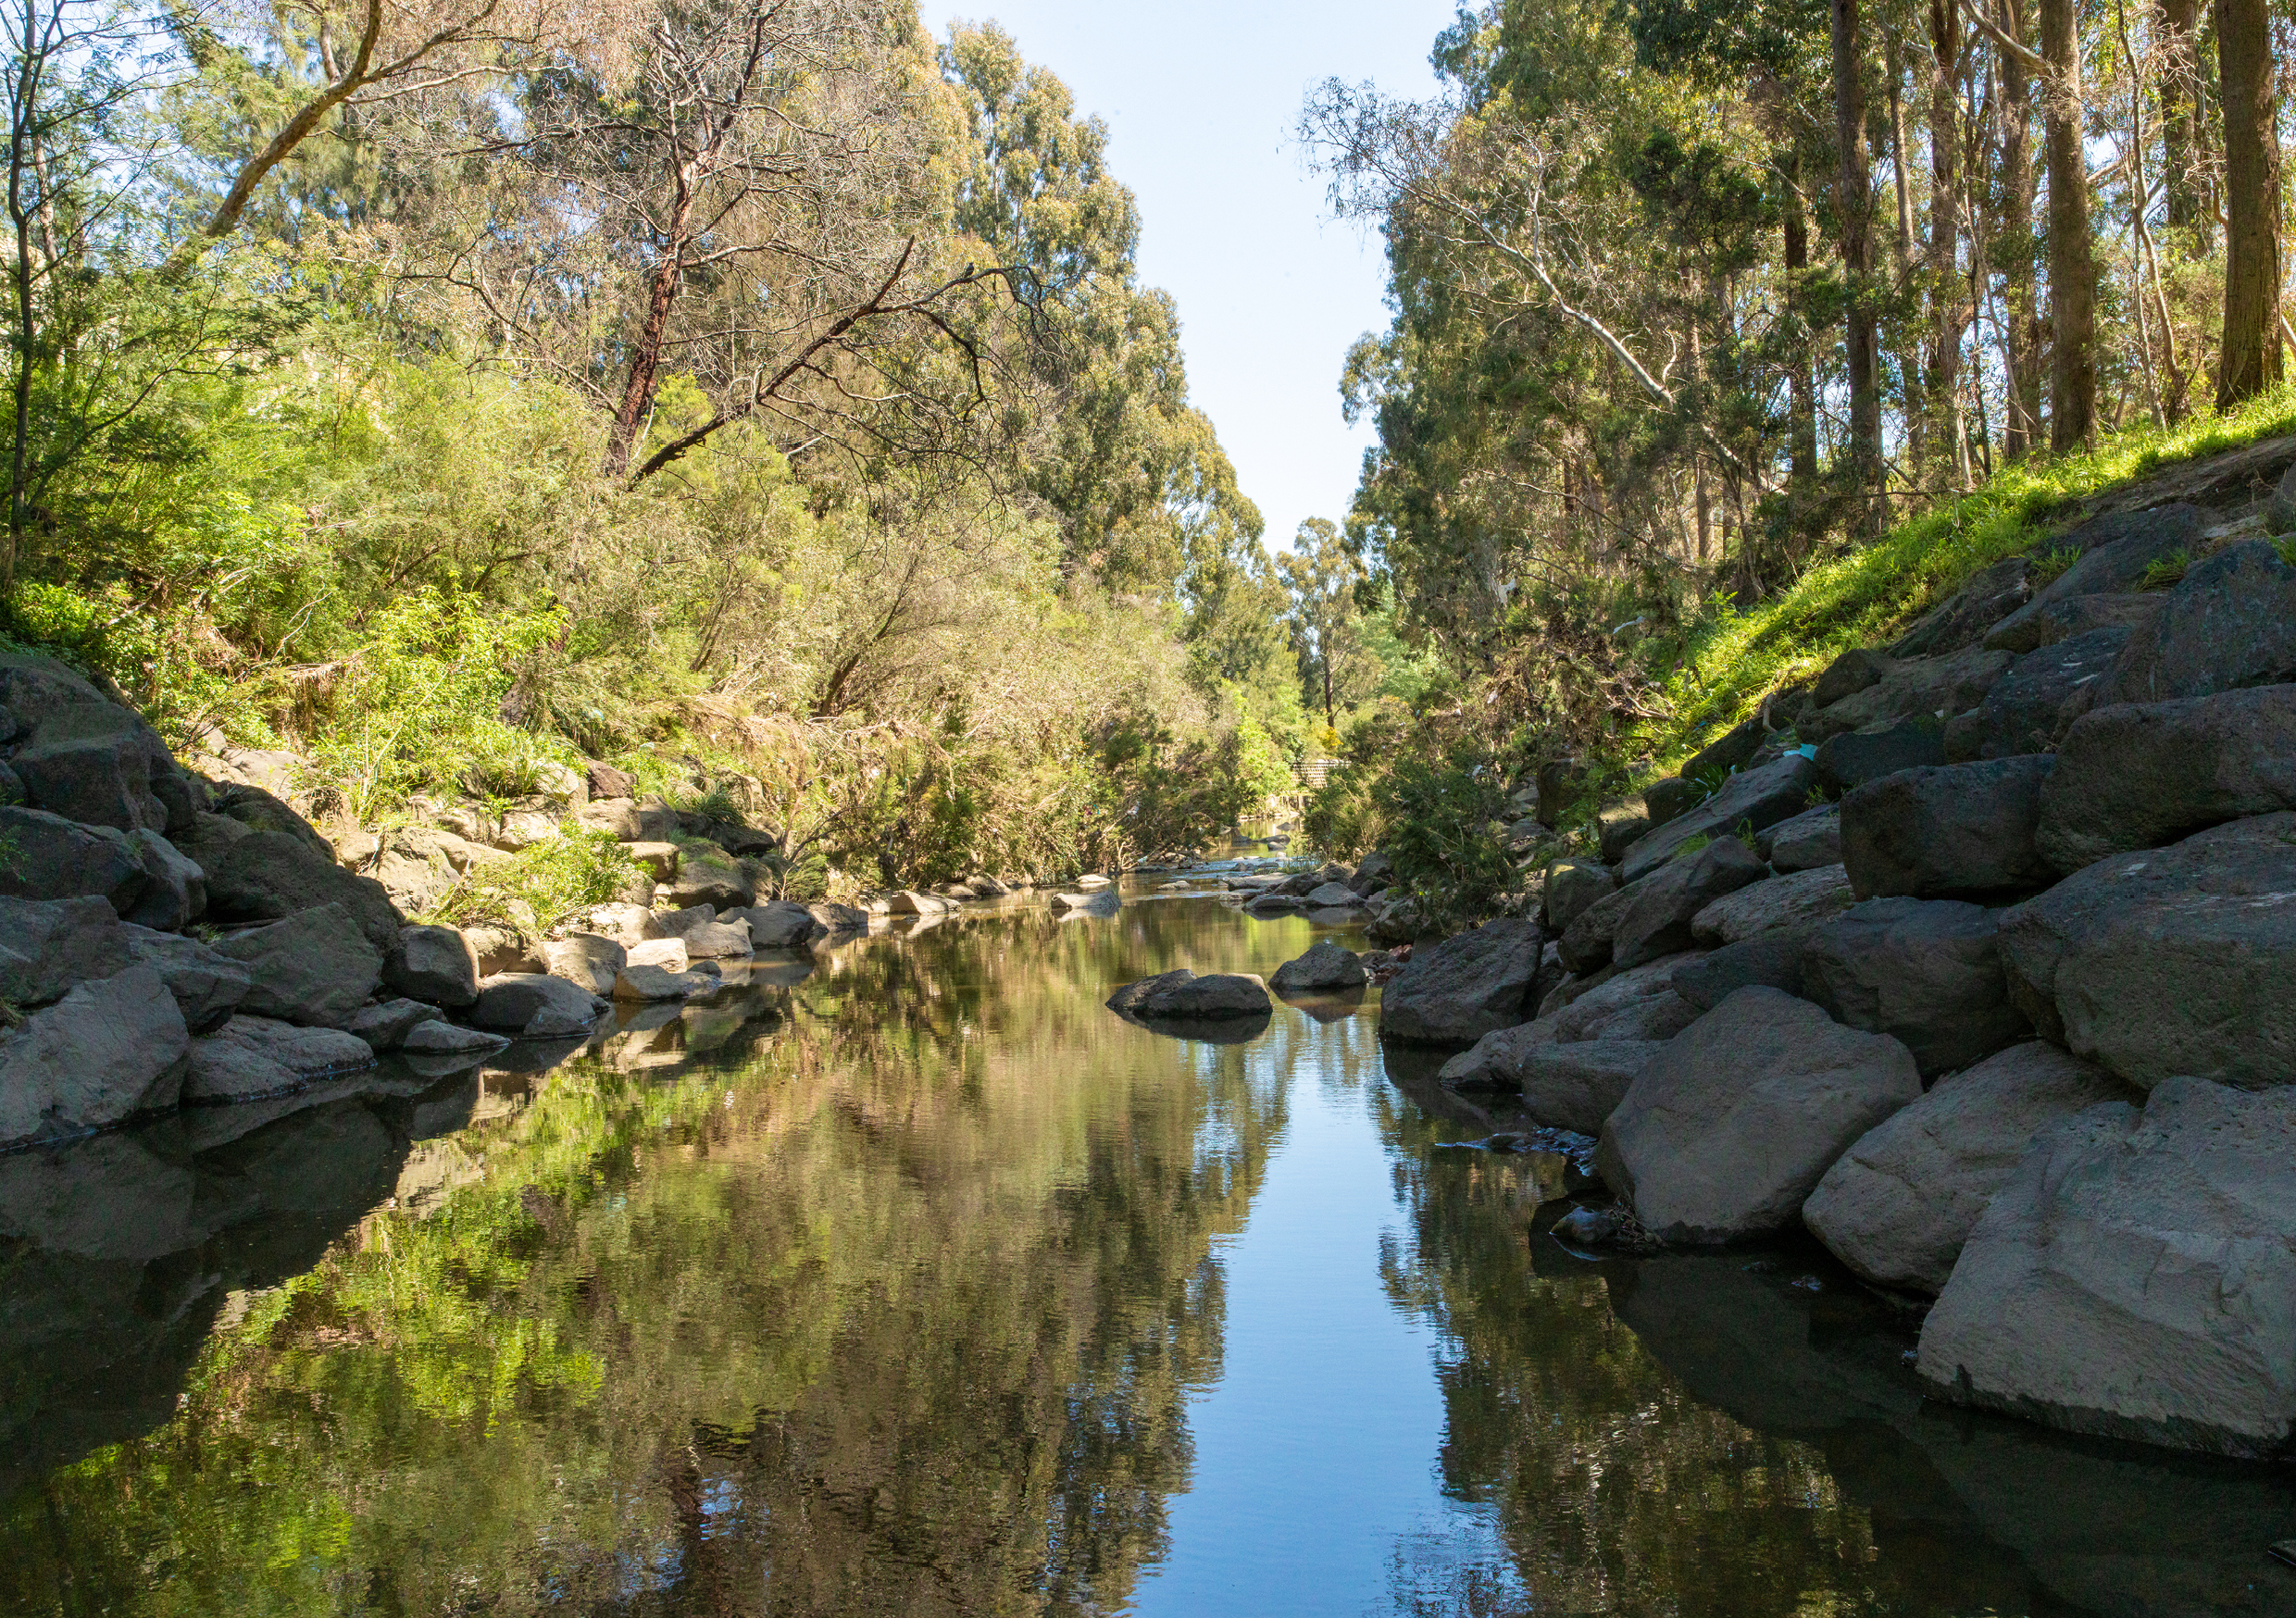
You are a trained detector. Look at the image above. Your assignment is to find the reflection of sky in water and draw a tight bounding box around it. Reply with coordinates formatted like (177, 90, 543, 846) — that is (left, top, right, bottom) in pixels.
(1131, 1064, 1513, 1616)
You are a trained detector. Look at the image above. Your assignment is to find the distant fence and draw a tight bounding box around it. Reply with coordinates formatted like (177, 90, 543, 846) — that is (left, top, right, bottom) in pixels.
(1299, 757, 1343, 790)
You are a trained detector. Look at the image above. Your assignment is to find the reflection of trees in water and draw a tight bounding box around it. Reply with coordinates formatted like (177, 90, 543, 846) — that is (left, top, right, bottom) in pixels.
(1, 908, 1294, 1616)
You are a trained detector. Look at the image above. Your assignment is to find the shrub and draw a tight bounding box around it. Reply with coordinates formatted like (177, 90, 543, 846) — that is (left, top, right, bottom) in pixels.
(422, 828, 640, 934)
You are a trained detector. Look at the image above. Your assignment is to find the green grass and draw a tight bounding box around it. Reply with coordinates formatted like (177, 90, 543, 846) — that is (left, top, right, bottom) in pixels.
(1632, 385, 2296, 773)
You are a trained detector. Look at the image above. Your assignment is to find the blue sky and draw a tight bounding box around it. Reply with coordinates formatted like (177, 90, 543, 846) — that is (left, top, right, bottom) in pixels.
(917, 1, 1459, 553)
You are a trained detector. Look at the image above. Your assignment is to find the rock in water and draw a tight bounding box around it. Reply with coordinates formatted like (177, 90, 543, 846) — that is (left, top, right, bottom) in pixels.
(1129, 973, 1271, 1019)
(1916, 1078, 2296, 1459)
(1440, 1037, 1665, 1135)
(2036, 686, 2296, 871)
(543, 934, 628, 995)
(1800, 898, 2031, 1078)
(1996, 812, 2296, 1089)
(1378, 919, 1545, 1045)
(727, 901, 826, 949)
(1269, 940, 1367, 994)
(185, 1015, 375, 1101)
(469, 973, 604, 1038)
(1803, 1041, 2134, 1293)
(0, 965, 190, 1147)
(1595, 987, 1920, 1244)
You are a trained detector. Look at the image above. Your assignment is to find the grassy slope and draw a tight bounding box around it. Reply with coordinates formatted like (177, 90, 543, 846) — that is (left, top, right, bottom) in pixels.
(1635, 385, 2296, 774)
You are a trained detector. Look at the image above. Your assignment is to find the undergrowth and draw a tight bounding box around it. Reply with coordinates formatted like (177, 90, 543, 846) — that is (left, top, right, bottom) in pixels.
(1631, 384, 2296, 773)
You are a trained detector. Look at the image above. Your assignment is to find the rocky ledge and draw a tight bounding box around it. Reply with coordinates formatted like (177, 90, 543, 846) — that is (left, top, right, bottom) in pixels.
(1380, 470, 2296, 1462)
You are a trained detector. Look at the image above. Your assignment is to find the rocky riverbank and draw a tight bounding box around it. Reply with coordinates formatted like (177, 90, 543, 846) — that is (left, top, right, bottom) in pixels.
(0, 651, 1094, 1151)
(1376, 447, 2296, 1463)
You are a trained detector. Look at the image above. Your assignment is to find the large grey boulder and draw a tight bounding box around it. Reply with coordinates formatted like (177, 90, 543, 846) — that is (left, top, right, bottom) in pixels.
(1681, 716, 1774, 782)
(6, 703, 170, 832)
(1997, 812, 2296, 1089)
(123, 828, 206, 931)
(1618, 754, 1817, 883)
(385, 924, 480, 1008)
(403, 1019, 512, 1056)
(1540, 857, 1616, 932)
(1890, 555, 2035, 656)
(678, 917, 752, 959)
(543, 934, 627, 995)
(1127, 972, 1271, 1020)
(0, 894, 127, 1007)
(344, 998, 438, 1052)
(1841, 756, 2055, 900)
(1595, 987, 1921, 1244)
(184, 1015, 375, 1101)
(1943, 627, 2133, 761)
(1441, 1037, 1664, 1134)
(1672, 928, 1810, 1011)
(1803, 1041, 2133, 1293)
(118, 925, 250, 1030)
(656, 843, 754, 910)
(611, 964, 717, 1002)
(1755, 803, 1841, 873)
(2095, 538, 2296, 705)
(728, 901, 827, 949)
(1916, 1079, 2296, 1459)
(1813, 718, 1946, 793)
(1378, 918, 1545, 1044)
(1802, 898, 2029, 1077)
(1690, 864, 1853, 946)
(210, 903, 384, 1027)
(1802, 644, 2011, 743)
(1269, 940, 1367, 994)
(1556, 879, 1634, 973)
(1810, 647, 1892, 706)
(0, 806, 145, 913)
(1533, 951, 1706, 1041)
(2036, 685, 2296, 871)
(0, 965, 189, 1146)
(1987, 589, 2162, 652)
(469, 972, 605, 1038)
(1606, 838, 1768, 968)
(201, 829, 401, 950)
(1980, 503, 2205, 653)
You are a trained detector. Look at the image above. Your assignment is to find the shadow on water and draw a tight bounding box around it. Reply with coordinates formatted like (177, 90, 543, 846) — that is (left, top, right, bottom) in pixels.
(0, 890, 2289, 1615)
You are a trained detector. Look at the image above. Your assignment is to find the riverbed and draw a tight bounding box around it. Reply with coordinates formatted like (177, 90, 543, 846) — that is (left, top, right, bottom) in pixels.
(3, 885, 2291, 1614)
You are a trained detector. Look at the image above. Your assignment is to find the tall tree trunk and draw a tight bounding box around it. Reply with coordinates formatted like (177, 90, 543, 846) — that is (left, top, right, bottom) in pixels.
(1999, 0, 2042, 459)
(1834, 0, 1885, 538)
(2215, 0, 2282, 407)
(604, 255, 685, 478)
(2040, 0, 2096, 450)
(1783, 154, 1820, 513)
(1928, 0, 1967, 484)
(2158, 0, 2207, 244)
(1885, 27, 1925, 488)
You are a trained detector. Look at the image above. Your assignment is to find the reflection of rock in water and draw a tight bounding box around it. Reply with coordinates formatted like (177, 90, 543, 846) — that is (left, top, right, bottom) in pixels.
(1277, 988, 1366, 1024)
(1603, 1250, 2296, 1617)
(0, 1074, 455, 1500)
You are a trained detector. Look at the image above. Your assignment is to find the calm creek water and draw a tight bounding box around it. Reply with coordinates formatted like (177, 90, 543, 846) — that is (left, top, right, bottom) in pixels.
(4, 881, 2293, 1615)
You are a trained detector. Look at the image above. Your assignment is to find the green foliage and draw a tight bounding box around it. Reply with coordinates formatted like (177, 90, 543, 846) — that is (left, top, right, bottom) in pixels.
(423, 828, 641, 933)
(1372, 746, 1516, 931)
(2028, 545, 2082, 586)
(2137, 549, 2194, 591)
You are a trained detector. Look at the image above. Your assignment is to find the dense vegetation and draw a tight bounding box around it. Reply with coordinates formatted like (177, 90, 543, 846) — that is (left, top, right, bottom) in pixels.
(1294, 0, 2296, 913)
(1, 0, 1345, 889)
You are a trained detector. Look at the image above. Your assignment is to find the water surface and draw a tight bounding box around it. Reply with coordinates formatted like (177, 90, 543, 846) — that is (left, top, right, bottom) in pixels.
(3, 893, 2291, 1614)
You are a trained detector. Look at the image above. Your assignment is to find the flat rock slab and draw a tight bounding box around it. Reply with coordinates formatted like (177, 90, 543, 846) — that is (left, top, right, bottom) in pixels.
(119, 926, 249, 1030)
(1270, 940, 1367, 994)
(0, 894, 128, 1008)
(1441, 1035, 1664, 1135)
(1815, 719, 1946, 793)
(1673, 928, 1809, 1011)
(0, 807, 146, 914)
(1803, 897, 2030, 1077)
(186, 1015, 375, 1101)
(470, 973, 605, 1038)
(1803, 644, 2011, 744)
(1803, 1041, 2134, 1294)
(1757, 803, 1841, 873)
(1891, 556, 2034, 656)
(1691, 864, 1853, 946)
(613, 964, 718, 1002)
(1917, 1078, 2296, 1459)
(1618, 755, 1817, 884)
(1595, 986, 1921, 1244)
(1379, 919, 1545, 1045)
(2038, 685, 2296, 872)
(402, 1019, 512, 1056)
(1998, 811, 2296, 1089)
(1841, 756, 2056, 900)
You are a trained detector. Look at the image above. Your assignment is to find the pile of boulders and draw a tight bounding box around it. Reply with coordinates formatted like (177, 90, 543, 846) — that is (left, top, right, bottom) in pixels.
(1225, 853, 1407, 934)
(0, 653, 888, 1151)
(1378, 477, 2296, 1462)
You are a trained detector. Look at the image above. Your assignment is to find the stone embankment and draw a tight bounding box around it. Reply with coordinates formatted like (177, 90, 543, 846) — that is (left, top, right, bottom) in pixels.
(0, 653, 1047, 1150)
(1379, 454, 2296, 1462)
